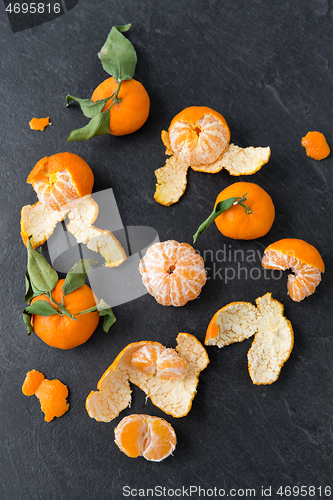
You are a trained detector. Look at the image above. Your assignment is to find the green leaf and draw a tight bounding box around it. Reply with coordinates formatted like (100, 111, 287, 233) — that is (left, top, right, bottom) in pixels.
(62, 259, 98, 297)
(67, 109, 111, 141)
(27, 238, 58, 293)
(193, 195, 249, 243)
(22, 312, 34, 335)
(25, 271, 34, 304)
(115, 24, 131, 33)
(25, 300, 60, 317)
(66, 95, 110, 118)
(98, 25, 137, 81)
(98, 300, 116, 332)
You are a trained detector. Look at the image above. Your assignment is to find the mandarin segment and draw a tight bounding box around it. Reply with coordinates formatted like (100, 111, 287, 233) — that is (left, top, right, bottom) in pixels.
(132, 344, 187, 380)
(114, 414, 177, 462)
(262, 238, 324, 302)
(139, 240, 206, 306)
(86, 333, 209, 421)
(27, 153, 94, 211)
(22, 370, 69, 422)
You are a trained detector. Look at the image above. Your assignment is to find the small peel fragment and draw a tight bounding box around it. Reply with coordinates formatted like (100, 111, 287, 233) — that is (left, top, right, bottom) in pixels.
(22, 369, 69, 422)
(205, 293, 294, 385)
(21, 201, 69, 248)
(86, 333, 209, 422)
(154, 155, 189, 206)
(67, 195, 127, 268)
(29, 117, 50, 131)
(155, 131, 271, 205)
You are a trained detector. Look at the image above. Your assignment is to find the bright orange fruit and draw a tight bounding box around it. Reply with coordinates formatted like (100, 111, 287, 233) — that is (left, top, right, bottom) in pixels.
(262, 238, 325, 302)
(139, 240, 207, 306)
(301, 131, 330, 160)
(31, 279, 99, 349)
(214, 182, 275, 240)
(27, 152, 94, 211)
(168, 106, 230, 165)
(91, 77, 150, 136)
(132, 344, 187, 380)
(114, 414, 177, 461)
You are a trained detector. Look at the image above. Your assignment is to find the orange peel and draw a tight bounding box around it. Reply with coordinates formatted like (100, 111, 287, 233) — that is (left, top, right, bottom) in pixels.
(86, 333, 209, 421)
(205, 293, 294, 385)
(22, 369, 69, 422)
(154, 107, 271, 206)
(29, 117, 50, 131)
(301, 131, 330, 160)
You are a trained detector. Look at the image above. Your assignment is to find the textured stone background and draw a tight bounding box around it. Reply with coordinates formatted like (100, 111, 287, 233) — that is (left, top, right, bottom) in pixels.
(0, 0, 332, 498)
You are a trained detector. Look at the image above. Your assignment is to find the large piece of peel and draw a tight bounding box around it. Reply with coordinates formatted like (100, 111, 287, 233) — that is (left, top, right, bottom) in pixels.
(67, 196, 127, 268)
(154, 131, 271, 206)
(20, 195, 126, 267)
(86, 333, 209, 421)
(205, 293, 294, 385)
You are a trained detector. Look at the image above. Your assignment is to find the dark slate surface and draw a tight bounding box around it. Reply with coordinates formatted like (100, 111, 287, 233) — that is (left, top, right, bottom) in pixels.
(1, 1, 333, 499)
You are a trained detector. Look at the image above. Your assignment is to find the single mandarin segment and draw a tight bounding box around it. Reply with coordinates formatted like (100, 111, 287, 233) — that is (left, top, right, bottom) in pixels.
(85, 333, 209, 422)
(139, 240, 207, 307)
(114, 414, 177, 462)
(31, 279, 100, 349)
(301, 131, 330, 160)
(29, 117, 50, 131)
(132, 344, 187, 380)
(91, 77, 150, 136)
(27, 152, 94, 211)
(214, 182, 275, 240)
(22, 370, 69, 422)
(168, 106, 230, 165)
(262, 238, 325, 302)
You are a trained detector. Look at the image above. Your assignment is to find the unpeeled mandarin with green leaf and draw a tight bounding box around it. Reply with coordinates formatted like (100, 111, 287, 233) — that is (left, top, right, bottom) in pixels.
(193, 182, 275, 242)
(66, 24, 150, 141)
(31, 279, 100, 350)
(23, 242, 116, 346)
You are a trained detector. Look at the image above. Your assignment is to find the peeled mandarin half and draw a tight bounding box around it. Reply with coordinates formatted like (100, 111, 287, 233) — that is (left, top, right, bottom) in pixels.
(262, 238, 325, 302)
(114, 414, 177, 462)
(132, 344, 187, 380)
(86, 333, 209, 422)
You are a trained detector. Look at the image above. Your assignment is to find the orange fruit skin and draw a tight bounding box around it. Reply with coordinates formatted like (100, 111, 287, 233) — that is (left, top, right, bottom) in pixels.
(263, 238, 325, 273)
(214, 182, 275, 240)
(91, 77, 150, 136)
(35, 379, 69, 422)
(301, 131, 330, 160)
(22, 369, 45, 396)
(27, 152, 94, 210)
(29, 117, 50, 131)
(205, 313, 220, 342)
(31, 279, 99, 349)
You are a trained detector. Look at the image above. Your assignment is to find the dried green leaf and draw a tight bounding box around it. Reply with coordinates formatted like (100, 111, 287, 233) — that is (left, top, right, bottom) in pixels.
(67, 109, 111, 141)
(66, 95, 110, 118)
(25, 271, 34, 304)
(98, 25, 137, 81)
(22, 311, 34, 335)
